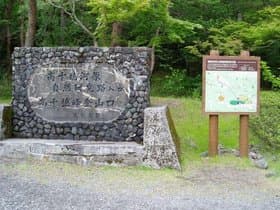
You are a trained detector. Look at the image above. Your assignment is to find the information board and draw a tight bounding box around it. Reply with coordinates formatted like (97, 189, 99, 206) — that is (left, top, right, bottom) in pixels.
(202, 56, 260, 114)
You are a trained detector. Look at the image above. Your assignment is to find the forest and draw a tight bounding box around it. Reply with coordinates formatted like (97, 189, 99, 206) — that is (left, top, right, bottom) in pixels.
(0, 0, 279, 96)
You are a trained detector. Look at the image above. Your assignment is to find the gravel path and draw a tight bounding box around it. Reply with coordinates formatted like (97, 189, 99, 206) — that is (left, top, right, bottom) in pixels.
(0, 158, 279, 210)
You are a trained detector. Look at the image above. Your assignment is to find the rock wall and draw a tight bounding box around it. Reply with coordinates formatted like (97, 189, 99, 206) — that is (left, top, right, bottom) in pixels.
(12, 47, 152, 141)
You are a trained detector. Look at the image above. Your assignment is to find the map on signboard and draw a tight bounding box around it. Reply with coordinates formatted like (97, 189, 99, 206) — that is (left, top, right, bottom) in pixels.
(204, 59, 259, 113)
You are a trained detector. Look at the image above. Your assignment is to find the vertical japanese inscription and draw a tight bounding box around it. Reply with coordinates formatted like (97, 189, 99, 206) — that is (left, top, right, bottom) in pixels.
(28, 64, 130, 122)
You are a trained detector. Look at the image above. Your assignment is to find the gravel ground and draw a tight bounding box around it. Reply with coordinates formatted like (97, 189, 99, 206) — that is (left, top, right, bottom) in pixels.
(0, 158, 279, 210)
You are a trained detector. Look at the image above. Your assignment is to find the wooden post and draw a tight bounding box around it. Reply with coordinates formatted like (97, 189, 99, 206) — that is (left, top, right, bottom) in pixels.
(209, 115, 219, 156)
(239, 115, 249, 157)
(240, 50, 250, 57)
(208, 50, 219, 156)
(239, 50, 250, 158)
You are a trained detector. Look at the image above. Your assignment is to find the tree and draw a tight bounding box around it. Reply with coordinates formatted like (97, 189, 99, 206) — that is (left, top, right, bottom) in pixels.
(241, 6, 280, 76)
(25, 0, 37, 47)
(19, 0, 26, 46)
(87, 0, 199, 72)
(87, 0, 150, 46)
(46, 0, 98, 46)
(5, 0, 14, 71)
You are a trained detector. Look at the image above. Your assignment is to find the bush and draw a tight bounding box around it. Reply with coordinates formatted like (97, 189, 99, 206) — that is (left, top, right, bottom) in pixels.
(261, 61, 280, 90)
(162, 69, 201, 97)
(0, 69, 12, 100)
(250, 91, 280, 150)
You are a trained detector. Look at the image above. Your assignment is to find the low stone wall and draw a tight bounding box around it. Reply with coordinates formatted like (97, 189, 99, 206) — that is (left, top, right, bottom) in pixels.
(12, 47, 152, 141)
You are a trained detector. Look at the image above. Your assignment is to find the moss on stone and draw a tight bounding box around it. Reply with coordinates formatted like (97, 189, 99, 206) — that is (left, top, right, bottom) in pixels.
(166, 107, 181, 163)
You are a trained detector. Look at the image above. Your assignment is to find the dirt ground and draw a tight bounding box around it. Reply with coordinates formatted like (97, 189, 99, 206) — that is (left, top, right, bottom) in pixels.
(0, 158, 279, 210)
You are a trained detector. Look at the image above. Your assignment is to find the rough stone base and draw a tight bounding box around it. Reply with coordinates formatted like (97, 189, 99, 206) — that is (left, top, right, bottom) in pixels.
(0, 106, 181, 169)
(0, 105, 12, 140)
(0, 139, 144, 166)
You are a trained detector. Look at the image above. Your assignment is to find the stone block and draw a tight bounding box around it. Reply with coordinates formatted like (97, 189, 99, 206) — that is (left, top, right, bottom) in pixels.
(143, 106, 181, 170)
(0, 139, 144, 167)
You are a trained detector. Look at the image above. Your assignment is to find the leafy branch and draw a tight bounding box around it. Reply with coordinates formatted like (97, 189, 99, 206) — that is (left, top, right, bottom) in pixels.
(46, 0, 98, 46)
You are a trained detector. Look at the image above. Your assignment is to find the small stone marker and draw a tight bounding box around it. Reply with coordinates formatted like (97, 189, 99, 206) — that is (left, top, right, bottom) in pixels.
(143, 106, 181, 170)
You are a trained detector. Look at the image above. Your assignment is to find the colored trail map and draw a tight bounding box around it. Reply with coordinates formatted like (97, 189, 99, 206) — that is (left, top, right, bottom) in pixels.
(205, 71, 258, 113)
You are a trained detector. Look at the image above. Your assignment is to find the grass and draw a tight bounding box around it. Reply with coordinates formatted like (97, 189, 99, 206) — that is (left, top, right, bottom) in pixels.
(0, 77, 12, 102)
(0, 98, 11, 104)
(151, 92, 280, 176)
(0, 72, 12, 100)
(151, 97, 259, 167)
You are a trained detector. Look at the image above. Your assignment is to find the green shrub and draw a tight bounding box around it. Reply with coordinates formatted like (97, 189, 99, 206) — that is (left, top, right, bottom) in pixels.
(250, 91, 280, 150)
(0, 70, 12, 100)
(261, 61, 280, 90)
(162, 69, 201, 97)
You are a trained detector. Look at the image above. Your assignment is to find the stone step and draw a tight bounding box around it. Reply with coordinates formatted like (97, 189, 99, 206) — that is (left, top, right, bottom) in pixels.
(0, 138, 144, 166)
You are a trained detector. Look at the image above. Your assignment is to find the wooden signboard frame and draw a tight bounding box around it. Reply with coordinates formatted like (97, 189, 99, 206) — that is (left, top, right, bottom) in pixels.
(202, 50, 260, 157)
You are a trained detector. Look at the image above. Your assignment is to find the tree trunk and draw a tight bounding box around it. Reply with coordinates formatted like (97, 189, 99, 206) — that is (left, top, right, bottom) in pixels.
(111, 22, 122, 47)
(60, 9, 65, 45)
(20, 18, 25, 46)
(237, 12, 243, 21)
(25, 0, 37, 47)
(151, 27, 160, 73)
(20, 0, 25, 47)
(5, 0, 14, 74)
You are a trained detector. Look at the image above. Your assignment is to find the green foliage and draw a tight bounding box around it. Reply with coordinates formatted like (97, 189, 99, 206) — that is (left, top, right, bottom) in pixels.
(87, 0, 152, 45)
(151, 70, 201, 97)
(261, 61, 280, 90)
(242, 6, 280, 74)
(250, 91, 280, 150)
(0, 0, 280, 93)
(88, 0, 149, 23)
(170, 0, 232, 24)
(186, 6, 280, 75)
(36, 0, 96, 46)
(0, 71, 11, 100)
(123, 0, 170, 47)
(185, 21, 245, 58)
(164, 17, 200, 44)
(87, 0, 199, 47)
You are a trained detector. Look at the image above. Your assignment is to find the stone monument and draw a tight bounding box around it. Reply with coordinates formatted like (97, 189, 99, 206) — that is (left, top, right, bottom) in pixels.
(12, 47, 150, 142)
(0, 47, 180, 170)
